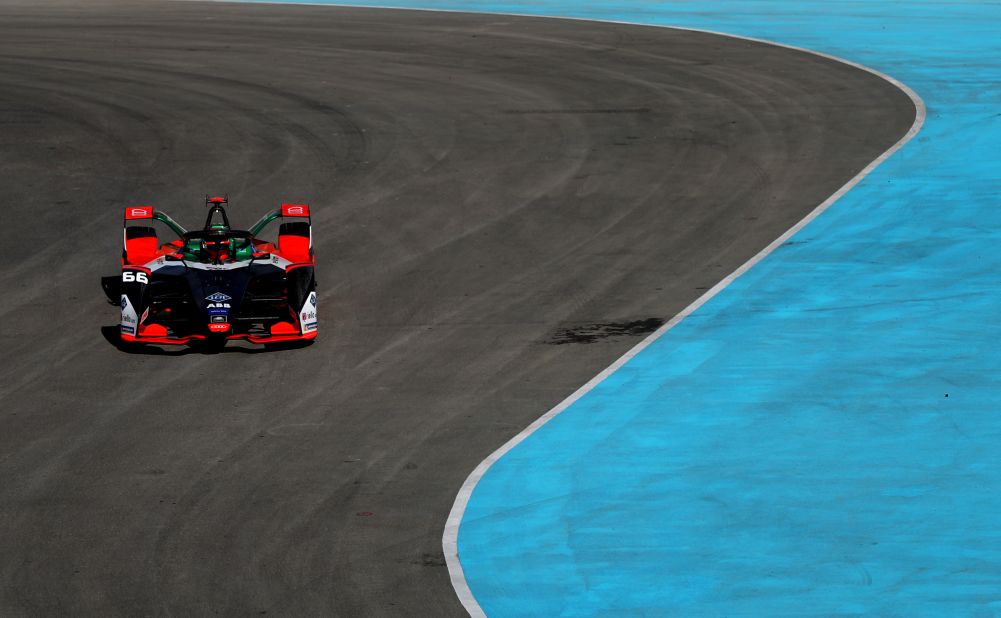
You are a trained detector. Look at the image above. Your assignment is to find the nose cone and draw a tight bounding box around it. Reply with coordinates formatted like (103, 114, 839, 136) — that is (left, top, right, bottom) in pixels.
(187, 269, 253, 332)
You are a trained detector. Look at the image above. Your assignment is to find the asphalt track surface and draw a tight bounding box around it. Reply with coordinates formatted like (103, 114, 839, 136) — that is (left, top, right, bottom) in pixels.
(0, 1, 915, 615)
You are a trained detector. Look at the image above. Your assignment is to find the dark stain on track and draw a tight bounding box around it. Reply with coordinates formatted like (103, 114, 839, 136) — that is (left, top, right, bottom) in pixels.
(547, 318, 666, 344)
(504, 108, 653, 114)
(0, 1, 915, 616)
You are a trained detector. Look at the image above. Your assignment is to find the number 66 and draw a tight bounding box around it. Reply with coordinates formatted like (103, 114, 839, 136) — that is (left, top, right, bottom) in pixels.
(122, 271, 149, 284)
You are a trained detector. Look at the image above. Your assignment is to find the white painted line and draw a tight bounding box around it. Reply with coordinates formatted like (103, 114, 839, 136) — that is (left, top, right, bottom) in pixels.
(175, 2, 927, 615)
(431, 16, 926, 618)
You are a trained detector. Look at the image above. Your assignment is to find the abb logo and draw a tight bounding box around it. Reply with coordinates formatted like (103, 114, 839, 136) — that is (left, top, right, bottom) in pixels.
(125, 206, 154, 220)
(281, 203, 310, 217)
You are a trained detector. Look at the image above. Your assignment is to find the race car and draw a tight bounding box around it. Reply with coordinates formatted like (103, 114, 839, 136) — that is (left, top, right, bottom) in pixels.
(101, 196, 317, 349)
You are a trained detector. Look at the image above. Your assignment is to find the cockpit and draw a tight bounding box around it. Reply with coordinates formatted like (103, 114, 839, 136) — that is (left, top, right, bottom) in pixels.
(178, 197, 257, 264)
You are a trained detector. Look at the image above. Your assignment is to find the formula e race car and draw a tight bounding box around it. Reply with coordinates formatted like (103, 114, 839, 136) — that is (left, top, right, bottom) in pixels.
(101, 196, 317, 349)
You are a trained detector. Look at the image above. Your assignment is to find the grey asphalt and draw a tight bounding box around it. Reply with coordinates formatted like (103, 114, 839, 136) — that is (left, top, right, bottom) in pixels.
(0, 1, 916, 615)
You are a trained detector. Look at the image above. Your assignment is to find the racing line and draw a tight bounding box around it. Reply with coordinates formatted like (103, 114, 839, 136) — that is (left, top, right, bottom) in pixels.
(0, 0, 914, 615)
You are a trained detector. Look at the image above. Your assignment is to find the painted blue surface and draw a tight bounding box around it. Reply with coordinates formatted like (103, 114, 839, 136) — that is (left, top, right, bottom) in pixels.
(242, 0, 1001, 614)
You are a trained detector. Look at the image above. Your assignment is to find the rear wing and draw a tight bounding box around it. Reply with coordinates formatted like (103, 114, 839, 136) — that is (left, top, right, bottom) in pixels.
(249, 203, 313, 263)
(281, 203, 310, 218)
(125, 206, 154, 221)
(249, 203, 311, 233)
(121, 206, 187, 265)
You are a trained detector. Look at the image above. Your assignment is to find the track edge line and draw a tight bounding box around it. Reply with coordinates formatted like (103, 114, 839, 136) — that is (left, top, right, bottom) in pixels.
(175, 2, 926, 615)
(437, 14, 926, 618)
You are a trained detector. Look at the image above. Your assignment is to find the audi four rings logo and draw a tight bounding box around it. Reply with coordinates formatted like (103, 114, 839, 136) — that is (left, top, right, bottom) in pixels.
(205, 292, 232, 302)
(286, 206, 305, 215)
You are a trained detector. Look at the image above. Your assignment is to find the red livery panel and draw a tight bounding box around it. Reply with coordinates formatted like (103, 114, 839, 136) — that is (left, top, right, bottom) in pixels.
(278, 234, 311, 263)
(281, 203, 310, 217)
(125, 206, 154, 220)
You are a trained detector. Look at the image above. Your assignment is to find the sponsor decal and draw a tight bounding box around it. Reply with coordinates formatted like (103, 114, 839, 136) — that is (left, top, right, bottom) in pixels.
(125, 206, 153, 220)
(298, 292, 318, 333)
(302, 310, 317, 331)
(208, 323, 231, 333)
(205, 292, 232, 302)
(281, 203, 309, 217)
(140, 307, 149, 324)
(206, 302, 231, 309)
(121, 324, 135, 335)
(121, 294, 139, 329)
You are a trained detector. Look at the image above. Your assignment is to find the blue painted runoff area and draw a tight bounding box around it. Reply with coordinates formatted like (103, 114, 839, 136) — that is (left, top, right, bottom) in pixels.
(242, 0, 999, 614)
